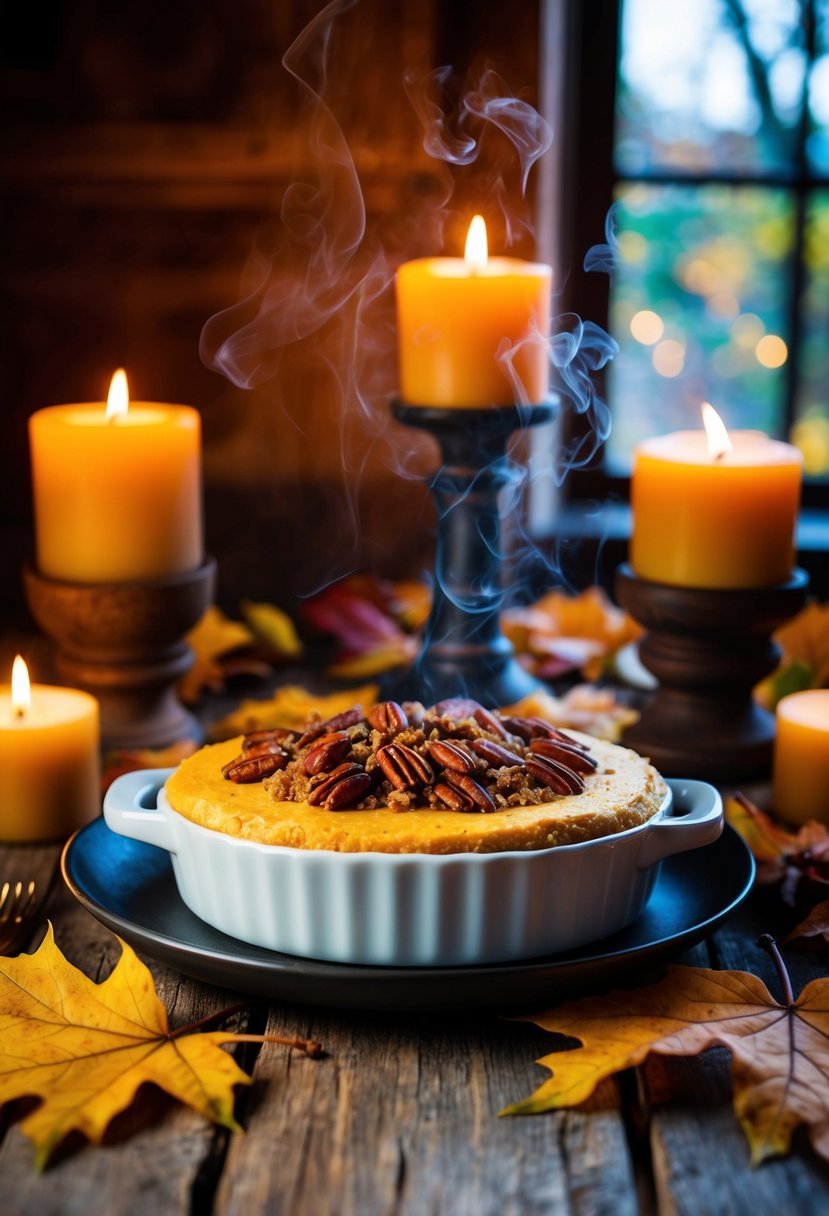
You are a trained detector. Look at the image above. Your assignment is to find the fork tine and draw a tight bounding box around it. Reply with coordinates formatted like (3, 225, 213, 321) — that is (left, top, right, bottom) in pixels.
(0, 879, 39, 955)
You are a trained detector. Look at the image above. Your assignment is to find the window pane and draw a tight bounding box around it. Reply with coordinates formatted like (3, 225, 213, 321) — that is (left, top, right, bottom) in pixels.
(808, 0, 829, 174)
(794, 189, 829, 477)
(616, 0, 806, 177)
(605, 183, 795, 473)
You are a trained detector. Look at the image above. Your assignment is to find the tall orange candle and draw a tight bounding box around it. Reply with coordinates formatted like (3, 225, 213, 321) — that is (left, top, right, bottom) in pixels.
(29, 370, 203, 583)
(0, 657, 100, 842)
(395, 215, 551, 407)
(772, 690, 829, 825)
(631, 404, 802, 589)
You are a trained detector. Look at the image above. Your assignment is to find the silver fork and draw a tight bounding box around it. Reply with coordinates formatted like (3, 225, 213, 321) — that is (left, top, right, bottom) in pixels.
(0, 880, 39, 955)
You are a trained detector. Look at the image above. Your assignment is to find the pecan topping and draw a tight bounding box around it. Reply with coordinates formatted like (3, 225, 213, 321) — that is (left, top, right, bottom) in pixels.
(427, 739, 476, 773)
(307, 762, 370, 807)
(445, 770, 497, 813)
(376, 743, 434, 790)
(470, 739, 523, 769)
(367, 700, 408, 735)
(223, 751, 289, 783)
(524, 754, 585, 795)
(528, 737, 598, 773)
(303, 731, 351, 776)
(222, 698, 597, 813)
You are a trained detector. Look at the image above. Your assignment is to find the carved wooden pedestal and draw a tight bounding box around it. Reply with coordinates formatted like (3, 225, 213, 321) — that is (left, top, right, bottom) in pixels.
(615, 563, 809, 781)
(24, 558, 216, 751)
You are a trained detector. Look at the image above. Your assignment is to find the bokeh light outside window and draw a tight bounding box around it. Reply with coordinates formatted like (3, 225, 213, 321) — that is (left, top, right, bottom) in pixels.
(607, 0, 829, 480)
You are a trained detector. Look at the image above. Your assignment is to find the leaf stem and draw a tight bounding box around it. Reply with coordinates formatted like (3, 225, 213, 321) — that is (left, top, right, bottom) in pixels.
(169, 1000, 251, 1038)
(230, 1033, 325, 1059)
(756, 933, 795, 1007)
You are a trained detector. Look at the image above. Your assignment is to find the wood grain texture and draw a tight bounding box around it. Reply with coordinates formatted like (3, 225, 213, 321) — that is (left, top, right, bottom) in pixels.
(214, 1007, 632, 1216)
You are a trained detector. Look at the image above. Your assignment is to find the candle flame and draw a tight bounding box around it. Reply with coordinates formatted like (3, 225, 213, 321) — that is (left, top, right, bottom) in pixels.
(106, 369, 129, 421)
(701, 402, 732, 460)
(11, 655, 30, 718)
(464, 215, 488, 271)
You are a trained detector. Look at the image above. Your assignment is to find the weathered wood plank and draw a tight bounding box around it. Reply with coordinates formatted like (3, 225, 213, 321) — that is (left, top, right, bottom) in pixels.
(1, 874, 248, 1216)
(214, 1006, 637, 1216)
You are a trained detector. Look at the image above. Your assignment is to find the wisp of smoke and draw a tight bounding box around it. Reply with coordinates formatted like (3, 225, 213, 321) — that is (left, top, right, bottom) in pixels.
(199, 0, 619, 605)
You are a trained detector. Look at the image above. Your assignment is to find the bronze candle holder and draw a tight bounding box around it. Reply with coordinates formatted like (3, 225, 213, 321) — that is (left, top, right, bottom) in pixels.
(382, 398, 556, 706)
(24, 558, 216, 752)
(615, 562, 809, 782)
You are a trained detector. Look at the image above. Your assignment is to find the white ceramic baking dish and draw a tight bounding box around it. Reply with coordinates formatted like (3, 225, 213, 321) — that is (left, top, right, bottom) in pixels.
(103, 769, 722, 966)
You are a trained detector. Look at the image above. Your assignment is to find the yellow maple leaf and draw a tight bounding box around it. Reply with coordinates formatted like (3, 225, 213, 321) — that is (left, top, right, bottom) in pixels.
(209, 683, 379, 740)
(0, 926, 320, 1168)
(180, 606, 257, 704)
(240, 599, 303, 658)
(504, 954, 829, 1166)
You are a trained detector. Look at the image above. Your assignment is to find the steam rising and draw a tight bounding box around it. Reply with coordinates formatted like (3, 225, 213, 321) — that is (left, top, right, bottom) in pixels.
(200, 0, 619, 601)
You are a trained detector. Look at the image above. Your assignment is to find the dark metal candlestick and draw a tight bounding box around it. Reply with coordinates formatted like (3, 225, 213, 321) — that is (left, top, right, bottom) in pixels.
(24, 558, 216, 752)
(615, 563, 809, 782)
(384, 399, 556, 706)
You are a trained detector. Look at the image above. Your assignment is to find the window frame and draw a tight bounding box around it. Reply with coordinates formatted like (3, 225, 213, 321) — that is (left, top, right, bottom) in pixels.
(555, 0, 829, 511)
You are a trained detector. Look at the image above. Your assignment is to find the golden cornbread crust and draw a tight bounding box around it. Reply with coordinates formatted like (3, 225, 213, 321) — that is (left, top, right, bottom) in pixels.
(165, 732, 667, 854)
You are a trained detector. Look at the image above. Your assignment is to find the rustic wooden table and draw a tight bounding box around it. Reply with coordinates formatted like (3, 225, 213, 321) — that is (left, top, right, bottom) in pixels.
(2, 823, 829, 1216)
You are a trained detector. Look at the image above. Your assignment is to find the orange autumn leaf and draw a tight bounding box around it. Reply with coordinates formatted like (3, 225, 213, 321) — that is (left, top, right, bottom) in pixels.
(502, 587, 641, 680)
(208, 683, 379, 740)
(0, 926, 321, 1169)
(505, 955, 829, 1166)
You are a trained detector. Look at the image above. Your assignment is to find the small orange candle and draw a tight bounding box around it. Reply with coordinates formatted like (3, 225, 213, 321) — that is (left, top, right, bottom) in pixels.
(631, 404, 802, 589)
(772, 690, 829, 825)
(29, 370, 203, 583)
(0, 657, 100, 842)
(395, 215, 551, 407)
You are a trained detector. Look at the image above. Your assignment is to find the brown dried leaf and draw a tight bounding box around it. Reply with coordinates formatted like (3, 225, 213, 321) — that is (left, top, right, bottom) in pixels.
(505, 956, 829, 1166)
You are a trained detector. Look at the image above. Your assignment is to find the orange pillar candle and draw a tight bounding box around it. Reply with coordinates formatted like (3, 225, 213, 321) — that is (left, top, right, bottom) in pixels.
(631, 404, 802, 589)
(772, 690, 829, 825)
(0, 657, 100, 842)
(29, 370, 203, 583)
(395, 215, 552, 407)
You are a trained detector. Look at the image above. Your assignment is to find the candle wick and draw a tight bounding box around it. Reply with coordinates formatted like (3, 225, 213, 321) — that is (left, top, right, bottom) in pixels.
(14, 706, 25, 721)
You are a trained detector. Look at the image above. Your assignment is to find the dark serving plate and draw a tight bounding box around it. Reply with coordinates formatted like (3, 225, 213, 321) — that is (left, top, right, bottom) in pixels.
(62, 817, 754, 1013)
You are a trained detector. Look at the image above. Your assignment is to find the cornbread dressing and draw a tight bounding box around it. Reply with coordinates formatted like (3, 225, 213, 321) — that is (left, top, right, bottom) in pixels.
(165, 731, 667, 854)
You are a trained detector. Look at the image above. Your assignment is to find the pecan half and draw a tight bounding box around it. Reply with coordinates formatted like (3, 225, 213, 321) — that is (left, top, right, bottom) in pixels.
(325, 770, 373, 810)
(241, 728, 296, 753)
(307, 762, 368, 807)
(376, 743, 434, 790)
(223, 751, 288, 783)
(296, 707, 364, 749)
(470, 739, 523, 769)
(497, 715, 551, 742)
(433, 782, 476, 812)
(367, 700, 409, 735)
(427, 739, 476, 773)
(446, 770, 497, 813)
(524, 755, 585, 795)
(472, 706, 510, 740)
(528, 737, 597, 773)
(303, 731, 351, 775)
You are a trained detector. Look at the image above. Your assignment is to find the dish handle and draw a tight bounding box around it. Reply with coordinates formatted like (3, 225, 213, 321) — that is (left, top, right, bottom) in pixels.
(103, 768, 176, 853)
(636, 778, 723, 871)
